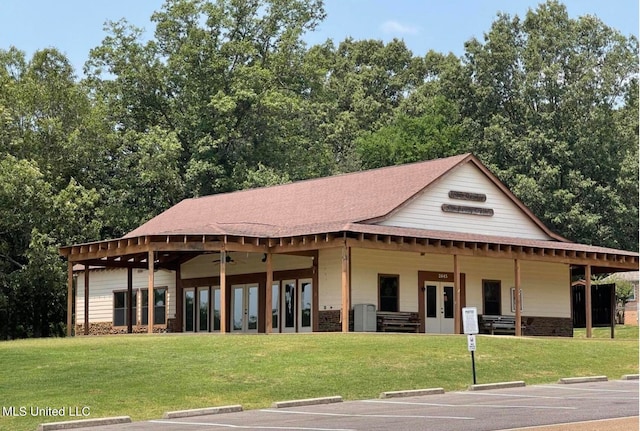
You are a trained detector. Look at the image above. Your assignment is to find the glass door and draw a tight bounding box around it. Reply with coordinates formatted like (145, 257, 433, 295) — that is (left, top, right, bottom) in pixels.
(282, 280, 296, 332)
(197, 287, 209, 332)
(231, 284, 259, 333)
(299, 279, 313, 332)
(212, 287, 220, 332)
(184, 288, 195, 332)
(425, 282, 455, 334)
(271, 282, 280, 332)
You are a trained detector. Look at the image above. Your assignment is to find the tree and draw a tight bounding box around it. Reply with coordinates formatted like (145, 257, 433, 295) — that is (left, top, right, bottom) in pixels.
(0, 48, 105, 339)
(85, 0, 333, 197)
(356, 96, 465, 169)
(448, 1, 639, 250)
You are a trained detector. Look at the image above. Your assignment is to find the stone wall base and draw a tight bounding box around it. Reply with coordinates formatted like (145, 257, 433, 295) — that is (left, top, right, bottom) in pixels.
(75, 322, 167, 335)
(523, 316, 572, 337)
(318, 310, 341, 332)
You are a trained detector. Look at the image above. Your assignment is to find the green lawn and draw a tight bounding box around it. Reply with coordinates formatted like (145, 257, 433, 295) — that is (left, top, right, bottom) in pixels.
(573, 324, 639, 339)
(1, 332, 638, 431)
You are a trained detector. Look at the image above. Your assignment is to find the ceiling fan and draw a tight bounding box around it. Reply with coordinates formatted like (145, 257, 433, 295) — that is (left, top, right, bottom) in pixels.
(212, 253, 235, 265)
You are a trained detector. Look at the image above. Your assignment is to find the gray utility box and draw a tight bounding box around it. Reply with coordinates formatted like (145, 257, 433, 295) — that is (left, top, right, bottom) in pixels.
(353, 304, 377, 332)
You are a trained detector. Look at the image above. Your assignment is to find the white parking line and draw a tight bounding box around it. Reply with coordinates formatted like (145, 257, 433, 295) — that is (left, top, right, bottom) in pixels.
(537, 385, 638, 393)
(260, 408, 474, 420)
(362, 400, 576, 410)
(149, 419, 356, 430)
(456, 392, 639, 401)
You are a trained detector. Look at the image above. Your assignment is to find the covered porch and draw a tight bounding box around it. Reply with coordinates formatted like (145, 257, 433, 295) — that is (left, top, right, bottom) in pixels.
(60, 226, 639, 338)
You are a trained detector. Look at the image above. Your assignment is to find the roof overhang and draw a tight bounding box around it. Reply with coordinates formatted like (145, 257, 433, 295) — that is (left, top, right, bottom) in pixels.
(59, 225, 639, 273)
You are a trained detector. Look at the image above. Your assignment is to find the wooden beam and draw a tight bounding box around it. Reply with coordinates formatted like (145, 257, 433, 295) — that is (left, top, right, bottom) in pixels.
(585, 265, 592, 338)
(148, 250, 154, 334)
(514, 259, 522, 337)
(175, 266, 183, 333)
(67, 261, 73, 337)
(219, 250, 227, 333)
(453, 255, 461, 334)
(341, 242, 350, 333)
(84, 265, 89, 335)
(265, 252, 273, 334)
(127, 267, 133, 334)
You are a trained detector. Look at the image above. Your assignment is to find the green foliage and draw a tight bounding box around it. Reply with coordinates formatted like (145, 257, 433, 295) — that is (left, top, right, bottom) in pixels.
(356, 96, 465, 169)
(451, 1, 639, 250)
(0, 0, 638, 338)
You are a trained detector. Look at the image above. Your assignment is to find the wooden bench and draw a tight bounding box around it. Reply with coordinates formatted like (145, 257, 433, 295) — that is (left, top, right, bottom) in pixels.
(377, 311, 420, 333)
(479, 315, 525, 335)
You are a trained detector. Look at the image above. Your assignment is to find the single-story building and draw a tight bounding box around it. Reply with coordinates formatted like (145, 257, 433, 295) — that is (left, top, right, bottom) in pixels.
(59, 154, 639, 337)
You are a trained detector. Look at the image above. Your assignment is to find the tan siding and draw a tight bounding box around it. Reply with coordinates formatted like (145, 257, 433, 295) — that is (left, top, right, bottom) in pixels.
(351, 249, 454, 312)
(459, 257, 570, 318)
(318, 248, 342, 310)
(76, 268, 176, 324)
(380, 163, 551, 240)
(181, 253, 313, 279)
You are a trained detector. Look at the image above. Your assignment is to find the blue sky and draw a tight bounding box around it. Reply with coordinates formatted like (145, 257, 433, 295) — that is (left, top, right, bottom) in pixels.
(0, 0, 637, 76)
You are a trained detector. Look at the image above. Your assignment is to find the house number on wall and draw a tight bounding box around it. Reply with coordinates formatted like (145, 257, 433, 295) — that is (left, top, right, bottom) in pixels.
(438, 273, 449, 279)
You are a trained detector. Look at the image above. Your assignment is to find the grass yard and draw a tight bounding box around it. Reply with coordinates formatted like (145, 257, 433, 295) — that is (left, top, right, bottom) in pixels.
(573, 324, 639, 339)
(1, 332, 638, 431)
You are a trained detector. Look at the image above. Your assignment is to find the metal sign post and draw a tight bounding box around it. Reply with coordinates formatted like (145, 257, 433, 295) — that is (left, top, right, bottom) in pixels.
(462, 307, 479, 385)
(467, 334, 477, 385)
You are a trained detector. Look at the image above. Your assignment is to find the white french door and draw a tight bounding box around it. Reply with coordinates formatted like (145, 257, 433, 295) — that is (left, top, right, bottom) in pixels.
(231, 284, 259, 333)
(425, 282, 455, 334)
(280, 279, 313, 333)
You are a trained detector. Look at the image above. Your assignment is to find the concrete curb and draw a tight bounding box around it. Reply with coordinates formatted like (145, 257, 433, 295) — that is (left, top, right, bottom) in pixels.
(38, 416, 131, 430)
(558, 376, 608, 384)
(380, 388, 444, 398)
(621, 374, 639, 380)
(272, 396, 343, 408)
(469, 381, 526, 391)
(163, 405, 243, 419)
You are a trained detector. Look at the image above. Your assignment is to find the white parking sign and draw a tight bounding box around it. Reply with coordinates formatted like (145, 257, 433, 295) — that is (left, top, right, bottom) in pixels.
(467, 334, 476, 352)
(462, 307, 479, 334)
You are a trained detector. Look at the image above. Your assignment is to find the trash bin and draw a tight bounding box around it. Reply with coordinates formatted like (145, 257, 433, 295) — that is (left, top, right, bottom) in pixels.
(353, 304, 377, 332)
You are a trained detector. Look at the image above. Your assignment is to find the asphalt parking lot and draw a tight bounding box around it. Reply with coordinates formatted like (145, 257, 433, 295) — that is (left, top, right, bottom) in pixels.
(44, 379, 638, 431)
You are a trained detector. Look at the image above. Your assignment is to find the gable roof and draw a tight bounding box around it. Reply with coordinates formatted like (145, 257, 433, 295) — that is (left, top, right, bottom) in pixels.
(126, 153, 566, 242)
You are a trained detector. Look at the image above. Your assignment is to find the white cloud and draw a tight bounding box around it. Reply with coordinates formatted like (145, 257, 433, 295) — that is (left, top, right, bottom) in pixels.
(380, 20, 419, 35)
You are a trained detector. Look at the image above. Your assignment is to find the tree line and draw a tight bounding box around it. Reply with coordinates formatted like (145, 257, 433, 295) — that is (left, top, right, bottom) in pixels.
(0, 0, 637, 338)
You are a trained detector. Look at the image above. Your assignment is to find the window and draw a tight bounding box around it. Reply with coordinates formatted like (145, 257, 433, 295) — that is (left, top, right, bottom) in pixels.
(510, 287, 523, 312)
(426, 285, 437, 318)
(483, 280, 501, 315)
(113, 290, 136, 326)
(379, 275, 399, 312)
(141, 288, 167, 325)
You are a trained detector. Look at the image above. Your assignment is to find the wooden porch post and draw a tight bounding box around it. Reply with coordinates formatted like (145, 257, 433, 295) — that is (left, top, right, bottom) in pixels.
(220, 250, 227, 333)
(127, 267, 133, 334)
(175, 266, 183, 333)
(585, 265, 592, 338)
(84, 265, 90, 335)
(453, 254, 461, 334)
(67, 261, 73, 337)
(148, 250, 155, 334)
(341, 242, 351, 333)
(265, 252, 273, 334)
(514, 259, 522, 336)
